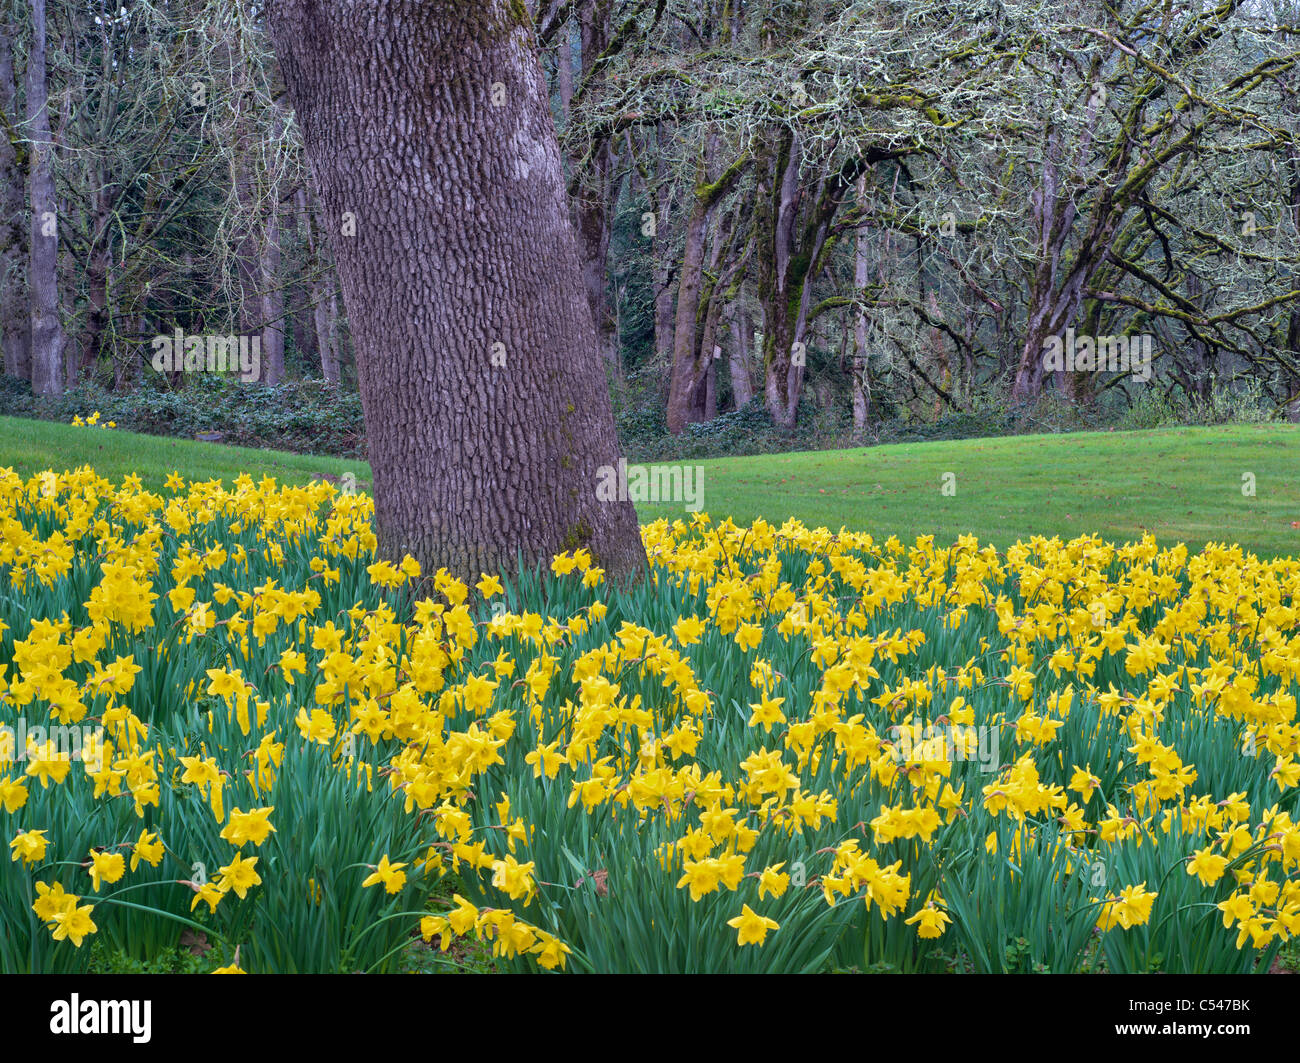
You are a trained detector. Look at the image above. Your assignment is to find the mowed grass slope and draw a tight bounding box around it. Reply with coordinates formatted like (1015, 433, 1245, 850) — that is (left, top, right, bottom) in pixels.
(5, 415, 1299, 558)
(0, 416, 371, 493)
(638, 423, 1300, 559)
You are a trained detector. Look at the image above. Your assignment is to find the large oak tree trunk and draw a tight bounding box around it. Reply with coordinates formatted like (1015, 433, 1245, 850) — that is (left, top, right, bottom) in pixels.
(267, 0, 645, 582)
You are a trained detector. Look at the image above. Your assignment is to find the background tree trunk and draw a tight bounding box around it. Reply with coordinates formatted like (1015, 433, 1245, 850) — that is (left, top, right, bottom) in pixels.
(666, 152, 747, 434)
(665, 180, 713, 434)
(0, 26, 30, 381)
(80, 163, 111, 385)
(289, 187, 318, 374)
(26, 0, 65, 396)
(267, 0, 645, 582)
(296, 185, 340, 385)
(231, 112, 261, 340)
(728, 311, 753, 408)
(852, 178, 871, 435)
(568, 2, 619, 369)
(259, 194, 285, 385)
(651, 140, 677, 379)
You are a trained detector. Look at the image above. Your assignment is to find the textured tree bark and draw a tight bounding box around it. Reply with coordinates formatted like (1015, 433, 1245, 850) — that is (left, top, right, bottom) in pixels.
(0, 28, 30, 381)
(267, 0, 645, 583)
(26, 0, 64, 395)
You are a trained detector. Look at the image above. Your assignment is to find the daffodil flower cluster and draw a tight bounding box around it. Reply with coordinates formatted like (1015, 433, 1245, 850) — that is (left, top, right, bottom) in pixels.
(3, 467, 1300, 973)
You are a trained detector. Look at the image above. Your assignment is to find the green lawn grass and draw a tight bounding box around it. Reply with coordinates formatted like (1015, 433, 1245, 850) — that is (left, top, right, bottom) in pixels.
(0, 416, 371, 493)
(637, 423, 1300, 559)
(5, 415, 1299, 558)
